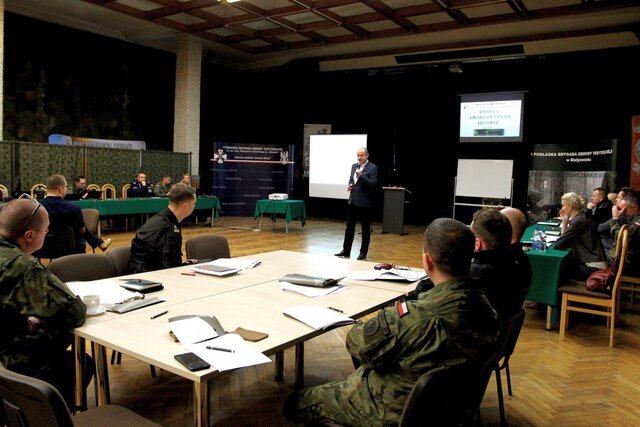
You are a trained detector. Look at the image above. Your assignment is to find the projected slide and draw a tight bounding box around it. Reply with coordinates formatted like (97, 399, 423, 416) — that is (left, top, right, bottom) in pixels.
(309, 134, 367, 199)
(459, 91, 525, 142)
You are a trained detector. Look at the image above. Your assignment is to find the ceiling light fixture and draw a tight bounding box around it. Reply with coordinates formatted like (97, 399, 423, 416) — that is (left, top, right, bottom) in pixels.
(448, 63, 463, 73)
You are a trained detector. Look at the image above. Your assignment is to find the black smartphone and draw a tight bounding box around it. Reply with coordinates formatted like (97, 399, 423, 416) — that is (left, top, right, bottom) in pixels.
(174, 352, 210, 371)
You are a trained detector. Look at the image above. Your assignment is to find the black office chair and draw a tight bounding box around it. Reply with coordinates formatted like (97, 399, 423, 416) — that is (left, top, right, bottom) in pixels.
(0, 364, 160, 427)
(399, 365, 477, 427)
(494, 309, 526, 426)
(32, 226, 76, 261)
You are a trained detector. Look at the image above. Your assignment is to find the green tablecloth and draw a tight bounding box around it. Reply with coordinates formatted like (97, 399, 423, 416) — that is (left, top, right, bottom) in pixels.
(254, 199, 306, 226)
(521, 223, 571, 327)
(72, 196, 220, 218)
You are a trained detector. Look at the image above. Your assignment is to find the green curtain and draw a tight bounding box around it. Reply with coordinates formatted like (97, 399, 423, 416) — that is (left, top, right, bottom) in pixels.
(15, 142, 83, 190)
(87, 147, 140, 194)
(0, 142, 12, 188)
(142, 150, 190, 187)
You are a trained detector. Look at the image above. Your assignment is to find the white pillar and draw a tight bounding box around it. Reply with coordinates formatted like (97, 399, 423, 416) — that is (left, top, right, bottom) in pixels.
(173, 33, 201, 175)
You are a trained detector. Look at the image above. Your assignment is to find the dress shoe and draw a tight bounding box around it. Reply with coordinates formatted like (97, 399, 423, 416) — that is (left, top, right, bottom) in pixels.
(357, 253, 367, 260)
(99, 238, 112, 252)
(334, 250, 349, 258)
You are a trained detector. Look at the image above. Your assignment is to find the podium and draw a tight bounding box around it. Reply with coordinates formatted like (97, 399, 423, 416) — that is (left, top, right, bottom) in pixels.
(382, 187, 409, 235)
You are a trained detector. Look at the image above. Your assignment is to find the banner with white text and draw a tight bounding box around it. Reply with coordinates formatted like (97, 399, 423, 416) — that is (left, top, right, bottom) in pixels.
(211, 143, 295, 216)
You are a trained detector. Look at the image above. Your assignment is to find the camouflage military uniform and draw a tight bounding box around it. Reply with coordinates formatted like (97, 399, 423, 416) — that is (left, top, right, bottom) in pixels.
(610, 212, 640, 275)
(0, 236, 86, 384)
(284, 279, 500, 426)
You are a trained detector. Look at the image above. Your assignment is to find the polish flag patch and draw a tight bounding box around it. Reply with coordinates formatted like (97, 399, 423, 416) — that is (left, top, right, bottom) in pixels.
(397, 301, 409, 317)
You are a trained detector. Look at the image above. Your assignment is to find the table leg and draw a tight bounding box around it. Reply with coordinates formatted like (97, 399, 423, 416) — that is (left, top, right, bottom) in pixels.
(258, 215, 263, 231)
(92, 342, 111, 405)
(74, 336, 87, 412)
(546, 306, 553, 330)
(193, 381, 209, 427)
(274, 351, 284, 381)
(294, 342, 304, 390)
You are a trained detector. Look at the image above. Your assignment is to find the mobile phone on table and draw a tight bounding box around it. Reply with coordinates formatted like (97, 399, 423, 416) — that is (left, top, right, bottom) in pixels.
(174, 352, 210, 371)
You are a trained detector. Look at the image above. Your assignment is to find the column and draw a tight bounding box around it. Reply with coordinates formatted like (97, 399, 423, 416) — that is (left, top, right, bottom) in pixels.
(173, 33, 201, 175)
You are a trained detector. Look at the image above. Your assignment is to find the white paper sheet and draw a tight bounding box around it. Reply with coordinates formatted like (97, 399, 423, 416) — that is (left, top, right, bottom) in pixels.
(168, 317, 218, 344)
(346, 268, 426, 282)
(283, 305, 355, 330)
(278, 282, 347, 297)
(67, 279, 143, 307)
(210, 258, 261, 269)
(186, 333, 271, 371)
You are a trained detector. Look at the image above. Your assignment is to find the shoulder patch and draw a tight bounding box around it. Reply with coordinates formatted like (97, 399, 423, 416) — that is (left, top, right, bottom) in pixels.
(397, 301, 409, 317)
(363, 318, 380, 336)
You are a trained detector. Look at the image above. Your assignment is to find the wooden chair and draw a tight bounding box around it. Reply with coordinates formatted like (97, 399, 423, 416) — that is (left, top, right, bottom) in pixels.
(100, 183, 116, 199)
(81, 209, 101, 253)
(559, 226, 629, 347)
(121, 183, 130, 199)
(620, 274, 640, 308)
(87, 184, 101, 193)
(185, 234, 230, 261)
(0, 184, 8, 199)
(30, 183, 46, 199)
(0, 364, 160, 427)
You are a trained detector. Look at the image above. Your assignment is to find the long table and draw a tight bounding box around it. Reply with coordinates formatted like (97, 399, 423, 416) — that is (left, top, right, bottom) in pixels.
(73, 251, 410, 426)
(72, 196, 221, 221)
(521, 224, 571, 329)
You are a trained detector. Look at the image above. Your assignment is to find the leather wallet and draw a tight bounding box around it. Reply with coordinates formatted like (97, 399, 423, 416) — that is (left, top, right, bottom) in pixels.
(232, 327, 268, 342)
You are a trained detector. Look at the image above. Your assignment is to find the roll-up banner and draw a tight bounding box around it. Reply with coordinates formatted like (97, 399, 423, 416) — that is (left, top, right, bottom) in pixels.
(211, 143, 295, 216)
(631, 116, 640, 190)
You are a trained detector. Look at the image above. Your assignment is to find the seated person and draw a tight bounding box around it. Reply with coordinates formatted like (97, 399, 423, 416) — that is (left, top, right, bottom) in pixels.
(128, 184, 196, 273)
(470, 208, 527, 320)
(0, 197, 88, 408)
(554, 192, 607, 280)
(610, 191, 639, 276)
(180, 174, 193, 188)
(39, 174, 111, 253)
(526, 191, 548, 225)
(130, 172, 153, 197)
(71, 175, 89, 199)
(586, 187, 613, 226)
(284, 218, 500, 426)
(154, 174, 172, 197)
(500, 207, 533, 304)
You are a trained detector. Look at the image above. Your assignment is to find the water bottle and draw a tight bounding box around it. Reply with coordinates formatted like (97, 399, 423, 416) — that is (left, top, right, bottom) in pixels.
(532, 226, 543, 251)
(539, 229, 547, 252)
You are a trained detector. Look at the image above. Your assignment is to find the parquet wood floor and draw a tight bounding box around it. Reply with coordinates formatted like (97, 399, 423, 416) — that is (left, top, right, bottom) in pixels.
(83, 216, 640, 426)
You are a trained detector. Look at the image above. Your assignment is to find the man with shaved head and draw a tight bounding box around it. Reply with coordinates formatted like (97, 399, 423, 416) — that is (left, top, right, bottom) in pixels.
(500, 207, 532, 304)
(0, 197, 86, 407)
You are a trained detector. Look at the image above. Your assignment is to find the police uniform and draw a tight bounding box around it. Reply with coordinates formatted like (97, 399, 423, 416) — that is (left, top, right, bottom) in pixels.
(128, 208, 183, 273)
(285, 279, 500, 426)
(130, 180, 153, 197)
(0, 236, 86, 396)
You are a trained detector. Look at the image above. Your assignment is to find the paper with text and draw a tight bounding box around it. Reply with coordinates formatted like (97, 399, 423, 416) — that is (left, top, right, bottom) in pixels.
(186, 333, 271, 371)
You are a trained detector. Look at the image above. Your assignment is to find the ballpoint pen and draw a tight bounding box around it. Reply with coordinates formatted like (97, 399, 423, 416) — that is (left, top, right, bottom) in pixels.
(150, 310, 168, 319)
(328, 306, 344, 313)
(206, 346, 234, 353)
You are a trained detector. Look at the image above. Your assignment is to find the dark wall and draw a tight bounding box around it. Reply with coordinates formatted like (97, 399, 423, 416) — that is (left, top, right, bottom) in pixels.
(4, 13, 639, 226)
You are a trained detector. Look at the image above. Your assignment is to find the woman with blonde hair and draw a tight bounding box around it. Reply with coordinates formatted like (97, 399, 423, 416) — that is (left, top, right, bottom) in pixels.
(554, 192, 607, 280)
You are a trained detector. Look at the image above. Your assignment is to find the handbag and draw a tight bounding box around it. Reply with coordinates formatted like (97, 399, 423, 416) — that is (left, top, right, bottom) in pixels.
(585, 257, 617, 292)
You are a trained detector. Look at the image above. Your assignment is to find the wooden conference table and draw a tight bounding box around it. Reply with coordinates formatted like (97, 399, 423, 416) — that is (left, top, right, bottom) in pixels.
(521, 223, 571, 329)
(73, 251, 418, 426)
(253, 199, 306, 233)
(72, 195, 221, 224)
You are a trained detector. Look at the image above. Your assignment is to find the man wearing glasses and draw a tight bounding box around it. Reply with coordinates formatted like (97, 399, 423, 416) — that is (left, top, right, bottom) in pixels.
(0, 196, 87, 407)
(40, 174, 112, 253)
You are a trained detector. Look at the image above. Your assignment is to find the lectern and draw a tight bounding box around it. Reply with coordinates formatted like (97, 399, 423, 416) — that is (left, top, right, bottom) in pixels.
(382, 187, 408, 235)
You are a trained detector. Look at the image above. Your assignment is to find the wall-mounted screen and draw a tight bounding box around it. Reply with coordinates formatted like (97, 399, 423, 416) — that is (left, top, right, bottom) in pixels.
(459, 91, 525, 142)
(309, 134, 367, 199)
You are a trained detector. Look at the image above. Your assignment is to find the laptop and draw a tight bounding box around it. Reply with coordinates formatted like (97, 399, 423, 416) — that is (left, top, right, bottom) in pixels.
(65, 190, 102, 200)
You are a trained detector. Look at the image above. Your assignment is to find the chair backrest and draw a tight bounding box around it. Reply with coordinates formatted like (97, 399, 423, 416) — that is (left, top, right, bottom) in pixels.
(32, 226, 76, 261)
(47, 253, 115, 282)
(185, 235, 230, 260)
(86, 184, 101, 192)
(0, 364, 75, 427)
(121, 184, 130, 199)
(101, 184, 117, 199)
(108, 246, 131, 276)
(81, 209, 100, 235)
(399, 365, 476, 427)
(30, 184, 46, 200)
(498, 308, 526, 366)
(610, 227, 629, 298)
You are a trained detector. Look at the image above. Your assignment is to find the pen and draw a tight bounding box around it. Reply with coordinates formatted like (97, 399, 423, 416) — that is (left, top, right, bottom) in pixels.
(206, 346, 234, 353)
(328, 306, 344, 313)
(150, 310, 168, 319)
(181, 272, 196, 276)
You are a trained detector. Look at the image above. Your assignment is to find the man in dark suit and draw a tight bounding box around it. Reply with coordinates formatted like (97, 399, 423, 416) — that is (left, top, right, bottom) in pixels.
(335, 147, 378, 260)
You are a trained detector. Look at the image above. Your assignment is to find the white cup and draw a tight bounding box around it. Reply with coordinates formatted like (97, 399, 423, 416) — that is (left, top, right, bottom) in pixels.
(83, 295, 100, 315)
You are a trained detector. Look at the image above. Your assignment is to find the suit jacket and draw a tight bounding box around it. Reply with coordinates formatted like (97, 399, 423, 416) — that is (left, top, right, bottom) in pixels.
(348, 161, 378, 208)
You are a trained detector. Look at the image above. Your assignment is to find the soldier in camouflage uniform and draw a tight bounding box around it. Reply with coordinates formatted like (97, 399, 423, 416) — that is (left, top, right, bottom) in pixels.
(284, 218, 501, 426)
(0, 197, 86, 405)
